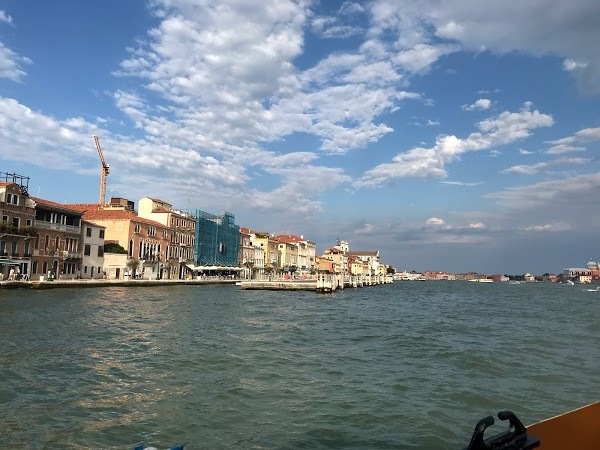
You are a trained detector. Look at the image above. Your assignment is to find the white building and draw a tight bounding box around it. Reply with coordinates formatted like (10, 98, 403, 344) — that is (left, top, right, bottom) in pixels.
(81, 221, 105, 279)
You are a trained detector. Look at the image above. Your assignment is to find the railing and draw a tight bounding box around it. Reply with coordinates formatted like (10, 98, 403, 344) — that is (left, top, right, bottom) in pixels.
(35, 221, 81, 234)
(62, 251, 82, 259)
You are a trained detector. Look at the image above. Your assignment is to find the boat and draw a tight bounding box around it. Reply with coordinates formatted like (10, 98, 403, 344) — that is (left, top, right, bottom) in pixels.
(469, 278, 493, 283)
(565, 280, 575, 285)
(463, 401, 599, 450)
(586, 286, 600, 292)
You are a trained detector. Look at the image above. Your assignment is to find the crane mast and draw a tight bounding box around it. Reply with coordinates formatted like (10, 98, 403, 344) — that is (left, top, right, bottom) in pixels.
(92, 135, 110, 207)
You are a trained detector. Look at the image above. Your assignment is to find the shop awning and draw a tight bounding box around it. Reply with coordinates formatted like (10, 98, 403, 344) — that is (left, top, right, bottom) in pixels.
(0, 259, 22, 265)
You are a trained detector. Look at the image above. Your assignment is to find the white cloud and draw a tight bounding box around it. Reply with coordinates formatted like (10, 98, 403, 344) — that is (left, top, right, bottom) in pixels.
(546, 144, 585, 154)
(425, 217, 446, 226)
(502, 156, 589, 175)
(440, 181, 483, 187)
(462, 98, 491, 111)
(547, 127, 600, 146)
(0, 10, 12, 24)
(0, 42, 31, 81)
(519, 149, 534, 155)
(486, 172, 600, 211)
(563, 59, 588, 72)
(521, 223, 571, 232)
(354, 103, 553, 187)
(369, 0, 600, 94)
(393, 43, 459, 73)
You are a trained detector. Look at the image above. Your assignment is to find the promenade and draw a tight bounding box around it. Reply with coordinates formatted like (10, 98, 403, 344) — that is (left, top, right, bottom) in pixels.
(0, 278, 239, 289)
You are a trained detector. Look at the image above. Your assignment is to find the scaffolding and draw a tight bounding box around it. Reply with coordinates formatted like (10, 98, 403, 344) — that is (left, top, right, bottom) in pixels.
(194, 210, 240, 266)
(0, 172, 30, 195)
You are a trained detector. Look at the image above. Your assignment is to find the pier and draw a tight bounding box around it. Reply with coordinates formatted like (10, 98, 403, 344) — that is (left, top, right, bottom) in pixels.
(240, 274, 394, 292)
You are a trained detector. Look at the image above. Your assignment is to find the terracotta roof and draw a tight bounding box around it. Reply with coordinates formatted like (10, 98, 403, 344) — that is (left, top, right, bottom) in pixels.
(31, 197, 83, 215)
(79, 208, 165, 227)
(0, 182, 16, 187)
(274, 234, 303, 243)
(149, 197, 170, 204)
(346, 251, 379, 256)
(82, 219, 106, 228)
(64, 203, 103, 212)
(151, 207, 171, 213)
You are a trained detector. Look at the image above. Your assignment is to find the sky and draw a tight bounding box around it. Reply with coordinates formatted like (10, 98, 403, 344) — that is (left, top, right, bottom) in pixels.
(0, 0, 599, 274)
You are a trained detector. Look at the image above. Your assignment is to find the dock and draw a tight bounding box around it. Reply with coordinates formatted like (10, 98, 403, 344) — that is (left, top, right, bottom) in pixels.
(240, 274, 394, 292)
(0, 278, 238, 289)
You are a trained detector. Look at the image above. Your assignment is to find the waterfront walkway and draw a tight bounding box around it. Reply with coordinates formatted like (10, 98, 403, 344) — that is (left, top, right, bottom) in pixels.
(0, 278, 239, 289)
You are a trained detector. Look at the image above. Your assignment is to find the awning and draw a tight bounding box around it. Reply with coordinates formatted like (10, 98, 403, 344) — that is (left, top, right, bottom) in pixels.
(0, 259, 22, 265)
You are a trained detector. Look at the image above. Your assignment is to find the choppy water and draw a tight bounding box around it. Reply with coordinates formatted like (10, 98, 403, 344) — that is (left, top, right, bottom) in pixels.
(0, 282, 598, 449)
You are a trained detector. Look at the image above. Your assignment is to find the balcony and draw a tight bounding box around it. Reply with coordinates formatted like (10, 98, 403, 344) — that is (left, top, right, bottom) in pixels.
(36, 220, 80, 234)
(63, 251, 82, 259)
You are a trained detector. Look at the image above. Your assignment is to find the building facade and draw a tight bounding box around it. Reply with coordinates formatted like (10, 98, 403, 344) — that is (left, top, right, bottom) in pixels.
(138, 197, 195, 279)
(194, 210, 239, 267)
(0, 178, 36, 279)
(31, 198, 83, 280)
(81, 221, 106, 279)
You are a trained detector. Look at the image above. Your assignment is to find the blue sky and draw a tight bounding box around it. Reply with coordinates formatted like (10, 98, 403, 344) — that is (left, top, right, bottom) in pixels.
(1, 0, 599, 274)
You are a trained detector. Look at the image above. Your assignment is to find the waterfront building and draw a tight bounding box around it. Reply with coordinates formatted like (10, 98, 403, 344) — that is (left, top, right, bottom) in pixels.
(102, 241, 128, 280)
(347, 255, 364, 276)
(346, 250, 380, 276)
(193, 210, 239, 268)
(0, 175, 36, 279)
(274, 236, 298, 274)
(81, 221, 105, 279)
(32, 198, 83, 280)
(239, 227, 255, 278)
(253, 244, 264, 278)
(137, 197, 195, 279)
(273, 234, 316, 274)
(251, 231, 281, 275)
(322, 246, 347, 274)
(586, 259, 600, 282)
(563, 268, 592, 284)
(67, 203, 171, 279)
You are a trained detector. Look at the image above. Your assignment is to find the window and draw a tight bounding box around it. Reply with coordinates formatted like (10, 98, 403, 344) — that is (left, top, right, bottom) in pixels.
(55, 236, 60, 250)
(11, 241, 17, 255)
(84, 244, 91, 256)
(134, 224, 141, 233)
(45, 235, 49, 250)
(6, 193, 12, 204)
(98, 246, 104, 257)
(24, 242, 30, 256)
(32, 261, 38, 274)
(12, 217, 19, 228)
(2, 215, 7, 223)
(98, 266, 101, 274)
(148, 226, 156, 236)
(86, 228, 92, 237)
(0, 241, 5, 255)
(42, 262, 47, 275)
(12, 195, 18, 205)
(84, 266, 87, 273)
(99, 229, 105, 239)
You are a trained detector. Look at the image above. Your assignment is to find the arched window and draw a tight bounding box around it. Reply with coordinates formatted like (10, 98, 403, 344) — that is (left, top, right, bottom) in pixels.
(44, 235, 49, 250)
(35, 234, 40, 249)
(129, 239, 134, 258)
(55, 236, 60, 250)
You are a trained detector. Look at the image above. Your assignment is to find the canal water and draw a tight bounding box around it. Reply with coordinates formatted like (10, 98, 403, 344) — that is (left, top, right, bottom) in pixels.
(0, 282, 598, 449)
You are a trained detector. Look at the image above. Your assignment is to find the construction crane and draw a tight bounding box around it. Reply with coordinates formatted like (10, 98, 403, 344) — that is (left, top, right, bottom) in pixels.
(92, 135, 110, 207)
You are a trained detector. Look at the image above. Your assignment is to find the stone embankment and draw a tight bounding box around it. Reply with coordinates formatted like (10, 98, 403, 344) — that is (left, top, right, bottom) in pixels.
(0, 278, 238, 289)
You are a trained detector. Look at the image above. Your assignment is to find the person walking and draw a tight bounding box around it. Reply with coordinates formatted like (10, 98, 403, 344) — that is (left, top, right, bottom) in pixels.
(8, 267, 15, 281)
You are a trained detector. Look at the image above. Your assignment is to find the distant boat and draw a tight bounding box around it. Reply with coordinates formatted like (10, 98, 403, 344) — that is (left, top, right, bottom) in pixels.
(586, 286, 600, 292)
(469, 278, 493, 283)
(565, 280, 575, 285)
